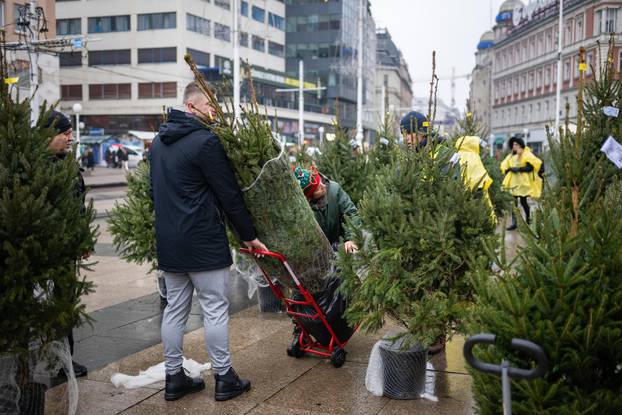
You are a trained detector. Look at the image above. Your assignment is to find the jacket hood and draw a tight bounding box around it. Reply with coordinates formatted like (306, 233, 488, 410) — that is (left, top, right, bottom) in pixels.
(455, 136, 481, 155)
(158, 109, 205, 145)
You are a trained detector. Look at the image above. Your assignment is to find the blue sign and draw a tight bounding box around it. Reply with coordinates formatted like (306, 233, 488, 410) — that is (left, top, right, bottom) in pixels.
(72, 37, 83, 49)
(89, 128, 105, 136)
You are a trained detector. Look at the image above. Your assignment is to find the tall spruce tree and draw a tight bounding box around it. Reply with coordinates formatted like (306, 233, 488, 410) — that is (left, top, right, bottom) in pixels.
(108, 162, 157, 271)
(468, 42, 622, 414)
(338, 142, 497, 348)
(0, 39, 96, 358)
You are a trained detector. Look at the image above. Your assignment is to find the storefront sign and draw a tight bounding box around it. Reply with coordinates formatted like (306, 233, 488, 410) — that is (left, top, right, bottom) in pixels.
(513, 0, 557, 26)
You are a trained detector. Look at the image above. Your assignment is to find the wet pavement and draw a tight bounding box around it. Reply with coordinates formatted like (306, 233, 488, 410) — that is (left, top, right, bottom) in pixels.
(47, 308, 475, 414)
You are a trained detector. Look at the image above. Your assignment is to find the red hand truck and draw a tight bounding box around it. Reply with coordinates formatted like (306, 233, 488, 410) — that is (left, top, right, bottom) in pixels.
(240, 248, 357, 368)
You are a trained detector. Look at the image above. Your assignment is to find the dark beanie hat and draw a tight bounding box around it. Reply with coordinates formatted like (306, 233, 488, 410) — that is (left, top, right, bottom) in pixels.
(400, 111, 429, 135)
(44, 110, 72, 134)
(508, 136, 526, 149)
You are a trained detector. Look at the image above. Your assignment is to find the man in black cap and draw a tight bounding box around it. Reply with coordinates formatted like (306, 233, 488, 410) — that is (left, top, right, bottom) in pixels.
(400, 111, 431, 150)
(44, 110, 89, 378)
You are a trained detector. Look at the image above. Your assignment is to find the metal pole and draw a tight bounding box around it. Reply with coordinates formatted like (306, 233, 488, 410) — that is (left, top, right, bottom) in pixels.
(501, 361, 512, 415)
(29, 1, 40, 124)
(355, 0, 364, 145)
(76, 112, 81, 157)
(554, 0, 564, 136)
(298, 60, 304, 147)
(232, 0, 241, 125)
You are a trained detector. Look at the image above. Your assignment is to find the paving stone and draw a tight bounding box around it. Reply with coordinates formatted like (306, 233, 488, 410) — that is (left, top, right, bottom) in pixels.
(45, 379, 158, 415)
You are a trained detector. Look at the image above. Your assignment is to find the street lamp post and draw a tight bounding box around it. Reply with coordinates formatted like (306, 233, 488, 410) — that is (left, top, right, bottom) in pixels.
(73, 102, 82, 158)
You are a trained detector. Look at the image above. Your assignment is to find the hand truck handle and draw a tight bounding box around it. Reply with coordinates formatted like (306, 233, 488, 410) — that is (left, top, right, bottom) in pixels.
(240, 248, 286, 262)
(463, 333, 548, 380)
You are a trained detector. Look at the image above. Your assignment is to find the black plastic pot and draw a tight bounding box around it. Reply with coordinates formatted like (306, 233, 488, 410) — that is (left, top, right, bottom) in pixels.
(379, 338, 428, 400)
(18, 382, 45, 415)
(257, 284, 284, 313)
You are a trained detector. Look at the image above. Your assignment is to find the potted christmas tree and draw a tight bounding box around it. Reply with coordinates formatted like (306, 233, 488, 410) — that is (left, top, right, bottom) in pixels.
(468, 43, 622, 413)
(0, 37, 96, 412)
(338, 139, 496, 399)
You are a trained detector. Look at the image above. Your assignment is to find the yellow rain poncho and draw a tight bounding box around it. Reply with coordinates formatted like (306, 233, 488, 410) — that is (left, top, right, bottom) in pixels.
(500, 147, 543, 198)
(455, 136, 495, 220)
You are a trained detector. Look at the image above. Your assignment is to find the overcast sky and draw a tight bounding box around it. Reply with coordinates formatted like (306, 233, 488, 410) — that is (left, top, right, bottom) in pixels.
(371, 0, 507, 111)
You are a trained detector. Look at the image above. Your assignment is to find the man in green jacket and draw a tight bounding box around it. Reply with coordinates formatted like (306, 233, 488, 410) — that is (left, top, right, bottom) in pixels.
(294, 166, 361, 253)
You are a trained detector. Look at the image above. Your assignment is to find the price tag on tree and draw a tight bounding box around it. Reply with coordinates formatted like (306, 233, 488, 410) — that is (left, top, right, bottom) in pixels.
(603, 106, 620, 118)
(600, 136, 622, 169)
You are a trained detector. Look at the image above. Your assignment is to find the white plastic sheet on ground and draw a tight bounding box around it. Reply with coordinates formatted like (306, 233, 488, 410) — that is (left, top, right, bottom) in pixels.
(111, 358, 211, 390)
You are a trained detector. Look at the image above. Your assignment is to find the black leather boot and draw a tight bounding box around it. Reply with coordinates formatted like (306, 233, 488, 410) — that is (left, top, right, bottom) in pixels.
(164, 370, 205, 401)
(214, 368, 251, 401)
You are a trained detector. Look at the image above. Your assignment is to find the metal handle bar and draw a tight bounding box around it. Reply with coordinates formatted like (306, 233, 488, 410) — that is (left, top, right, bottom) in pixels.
(239, 248, 286, 262)
(463, 333, 548, 380)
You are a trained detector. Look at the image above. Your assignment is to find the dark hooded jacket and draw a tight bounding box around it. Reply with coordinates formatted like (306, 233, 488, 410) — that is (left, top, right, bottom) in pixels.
(150, 109, 256, 273)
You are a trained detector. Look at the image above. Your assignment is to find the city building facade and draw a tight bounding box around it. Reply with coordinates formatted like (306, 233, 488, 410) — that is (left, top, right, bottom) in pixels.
(2, 0, 60, 106)
(285, 0, 377, 140)
(375, 28, 413, 136)
(55, 0, 333, 141)
(469, 30, 494, 136)
(471, 0, 621, 155)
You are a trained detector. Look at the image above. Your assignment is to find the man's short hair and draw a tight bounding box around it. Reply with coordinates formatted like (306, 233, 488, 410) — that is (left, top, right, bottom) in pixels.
(183, 81, 204, 104)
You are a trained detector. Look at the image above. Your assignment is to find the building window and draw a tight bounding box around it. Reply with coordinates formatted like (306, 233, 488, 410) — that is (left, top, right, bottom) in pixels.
(89, 83, 131, 100)
(57, 18, 81, 35)
(239, 31, 248, 47)
(59, 52, 82, 67)
(138, 47, 177, 64)
(60, 84, 82, 100)
(514, 77, 519, 94)
(214, 22, 230, 42)
(545, 67, 551, 85)
(241, 1, 248, 16)
(138, 82, 177, 99)
(215, 0, 230, 10)
(269, 12, 285, 30)
(564, 19, 573, 46)
(546, 31, 552, 52)
(187, 48, 210, 66)
(564, 60, 571, 81)
(187, 13, 210, 36)
(529, 73, 534, 90)
(268, 41, 284, 57)
(138, 12, 176, 30)
(595, 8, 618, 35)
(575, 15, 583, 41)
(0, 2, 4, 28)
(521, 75, 526, 92)
(214, 55, 231, 74)
(88, 15, 130, 33)
(88, 49, 130, 66)
(252, 6, 265, 23)
(252, 35, 265, 52)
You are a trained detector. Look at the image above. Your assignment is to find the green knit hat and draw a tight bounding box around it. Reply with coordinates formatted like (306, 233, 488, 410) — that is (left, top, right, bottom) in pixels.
(293, 166, 320, 198)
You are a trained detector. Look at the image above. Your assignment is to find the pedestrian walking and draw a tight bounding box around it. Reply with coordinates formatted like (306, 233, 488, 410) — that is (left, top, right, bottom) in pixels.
(121, 147, 129, 172)
(150, 81, 267, 402)
(86, 148, 95, 173)
(105, 147, 112, 168)
(43, 110, 90, 379)
(500, 136, 543, 230)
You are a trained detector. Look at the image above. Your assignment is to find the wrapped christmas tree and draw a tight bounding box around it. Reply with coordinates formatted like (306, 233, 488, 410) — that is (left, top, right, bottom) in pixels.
(185, 57, 333, 293)
(468, 43, 622, 414)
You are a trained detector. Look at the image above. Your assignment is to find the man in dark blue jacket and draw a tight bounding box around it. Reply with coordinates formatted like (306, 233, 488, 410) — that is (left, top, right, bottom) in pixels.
(150, 81, 267, 402)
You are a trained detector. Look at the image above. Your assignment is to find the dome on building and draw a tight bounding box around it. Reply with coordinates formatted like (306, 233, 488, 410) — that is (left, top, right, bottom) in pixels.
(477, 30, 495, 50)
(499, 0, 523, 13)
(496, 0, 523, 23)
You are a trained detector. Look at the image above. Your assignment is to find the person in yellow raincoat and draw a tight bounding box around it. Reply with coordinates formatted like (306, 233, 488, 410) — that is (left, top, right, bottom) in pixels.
(500, 136, 543, 230)
(455, 136, 495, 222)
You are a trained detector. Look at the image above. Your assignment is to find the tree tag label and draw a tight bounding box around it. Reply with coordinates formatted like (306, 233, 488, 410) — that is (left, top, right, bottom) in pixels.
(600, 136, 622, 169)
(603, 106, 619, 118)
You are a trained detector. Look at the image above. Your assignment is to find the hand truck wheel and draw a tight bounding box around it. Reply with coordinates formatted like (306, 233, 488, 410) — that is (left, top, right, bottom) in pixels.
(286, 335, 305, 358)
(330, 347, 346, 368)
